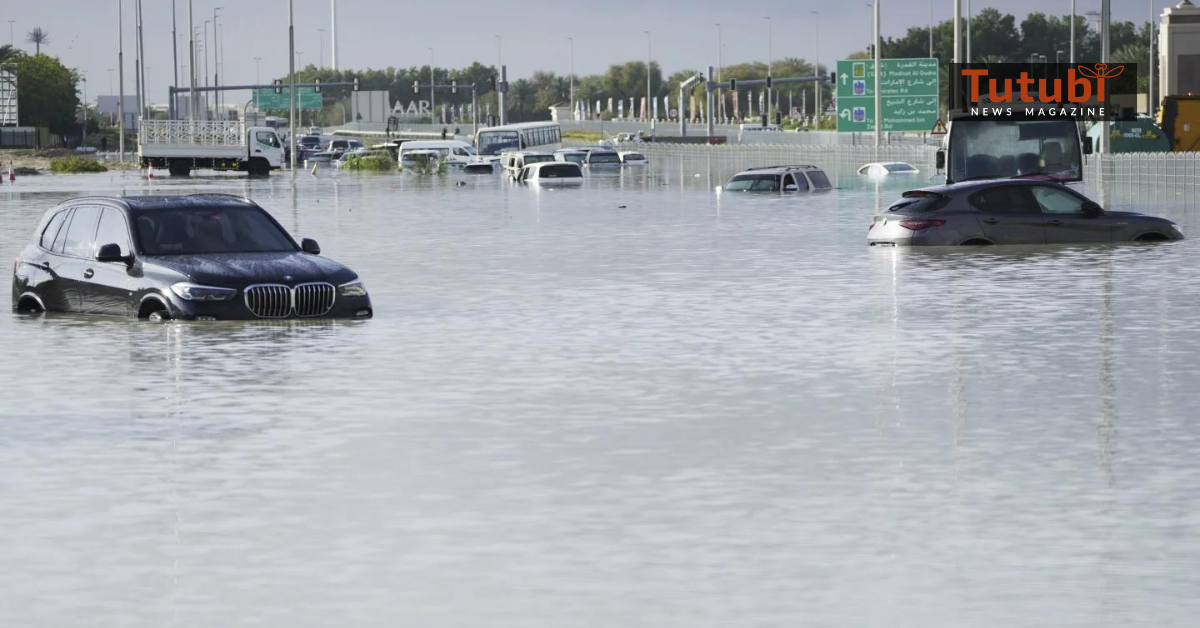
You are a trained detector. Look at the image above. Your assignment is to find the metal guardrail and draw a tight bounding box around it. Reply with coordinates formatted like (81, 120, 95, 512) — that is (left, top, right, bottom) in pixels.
(138, 120, 243, 147)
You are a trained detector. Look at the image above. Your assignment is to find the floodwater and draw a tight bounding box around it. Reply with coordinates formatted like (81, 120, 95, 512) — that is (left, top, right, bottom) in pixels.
(2, 161, 1200, 628)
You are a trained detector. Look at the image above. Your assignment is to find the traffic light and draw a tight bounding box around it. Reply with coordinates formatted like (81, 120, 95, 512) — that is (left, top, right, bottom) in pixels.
(273, 79, 282, 94)
(352, 77, 360, 91)
(728, 78, 737, 91)
(488, 75, 497, 91)
(451, 79, 458, 94)
(765, 76, 773, 89)
(775, 111, 782, 125)
(313, 78, 321, 93)
(829, 71, 836, 84)
(413, 81, 420, 93)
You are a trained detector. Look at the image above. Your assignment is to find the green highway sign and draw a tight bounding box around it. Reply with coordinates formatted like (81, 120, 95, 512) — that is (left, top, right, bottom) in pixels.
(252, 87, 323, 110)
(835, 58, 939, 132)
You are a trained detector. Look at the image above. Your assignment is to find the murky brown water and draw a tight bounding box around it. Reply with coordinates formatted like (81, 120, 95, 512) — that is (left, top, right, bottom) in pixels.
(2, 162, 1200, 627)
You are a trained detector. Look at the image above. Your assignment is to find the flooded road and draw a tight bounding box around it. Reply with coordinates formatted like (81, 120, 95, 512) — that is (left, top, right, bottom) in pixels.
(3, 162, 1200, 627)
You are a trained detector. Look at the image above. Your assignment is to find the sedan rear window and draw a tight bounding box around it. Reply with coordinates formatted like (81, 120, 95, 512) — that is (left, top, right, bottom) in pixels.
(589, 152, 620, 164)
(888, 192, 950, 213)
(134, 207, 297, 255)
(884, 163, 916, 172)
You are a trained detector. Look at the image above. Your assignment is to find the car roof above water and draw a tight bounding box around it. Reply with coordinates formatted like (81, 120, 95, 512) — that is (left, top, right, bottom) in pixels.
(912, 178, 1074, 197)
(57, 194, 258, 212)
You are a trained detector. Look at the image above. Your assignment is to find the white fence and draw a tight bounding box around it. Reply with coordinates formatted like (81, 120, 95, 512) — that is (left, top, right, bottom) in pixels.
(138, 120, 245, 147)
(1087, 152, 1200, 206)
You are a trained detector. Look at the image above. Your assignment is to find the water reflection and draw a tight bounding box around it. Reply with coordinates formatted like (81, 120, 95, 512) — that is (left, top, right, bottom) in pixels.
(2, 161, 1199, 627)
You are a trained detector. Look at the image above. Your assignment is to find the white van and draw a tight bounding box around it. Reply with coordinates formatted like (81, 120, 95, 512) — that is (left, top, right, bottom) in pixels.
(499, 150, 557, 176)
(397, 140, 479, 167)
(515, 161, 584, 186)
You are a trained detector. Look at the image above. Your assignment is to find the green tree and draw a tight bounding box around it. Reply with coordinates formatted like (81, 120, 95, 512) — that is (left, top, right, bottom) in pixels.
(26, 27, 49, 56)
(0, 44, 22, 67)
(12, 53, 78, 133)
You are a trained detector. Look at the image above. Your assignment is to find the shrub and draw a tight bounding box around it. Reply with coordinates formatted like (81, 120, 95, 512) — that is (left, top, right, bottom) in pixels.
(48, 155, 107, 173)
(340, 152, 395, 172)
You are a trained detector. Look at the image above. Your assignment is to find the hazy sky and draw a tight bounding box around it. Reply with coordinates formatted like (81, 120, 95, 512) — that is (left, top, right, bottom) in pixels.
(5, 0, 1163, 102)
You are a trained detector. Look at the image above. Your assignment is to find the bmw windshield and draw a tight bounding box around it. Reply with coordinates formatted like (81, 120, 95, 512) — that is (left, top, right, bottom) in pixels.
(134, 207, 297, 255)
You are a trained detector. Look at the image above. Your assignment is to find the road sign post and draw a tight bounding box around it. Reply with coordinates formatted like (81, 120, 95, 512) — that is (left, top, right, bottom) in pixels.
(835, 58, 938, 133)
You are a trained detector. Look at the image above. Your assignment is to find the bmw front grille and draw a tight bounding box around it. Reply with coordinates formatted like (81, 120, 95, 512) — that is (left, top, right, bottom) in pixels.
(244, 283, 335, 319)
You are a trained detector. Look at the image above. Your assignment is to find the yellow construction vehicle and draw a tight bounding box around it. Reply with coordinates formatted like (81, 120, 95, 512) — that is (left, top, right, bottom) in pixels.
(1158, 95, 1200, 152)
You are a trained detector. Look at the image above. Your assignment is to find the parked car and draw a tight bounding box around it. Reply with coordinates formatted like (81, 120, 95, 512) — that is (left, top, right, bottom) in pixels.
(499, 150, 557, 176)
(400, 149, 443, 170)
(296, 134, 325, 160)
(554, 148, 590, 165)
(398, 140, 479, 168)
(724, 165, 833, 192)
(515, 162, 584, 186)
(601, 132, 645, 147)
(583, 148, 623, 168)
(867, 180, 1184, 246)
(12, 194, 373, 320)
(619, 151, 648, 165)
(858, 162, 919, 176)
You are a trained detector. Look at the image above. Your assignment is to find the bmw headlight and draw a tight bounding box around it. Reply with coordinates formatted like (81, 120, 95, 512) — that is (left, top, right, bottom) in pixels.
(338, 279, 368, 298)
(171, 282, 237, 301)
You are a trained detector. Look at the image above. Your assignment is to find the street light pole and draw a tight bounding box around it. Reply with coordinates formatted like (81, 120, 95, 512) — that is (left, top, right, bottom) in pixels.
(288, 0, 296, 171)
(967, 0, 972, 63)
(929, 0, 933, 58)
(319, 29, 325, 68)
(7, 21, 13, 47)
(953, 0, 961, 62)
(1149, 0, 1156, 117)
(715, 23, 723, 122)
(812, 11, 821, 128)
(429, 48, 436, 126)
(874, 0, 881, 148)
(764, 16, 773, 124)
(203, 21, 210, 119)
(568, 37, 574, 119)
(117, 0, 124, 160)
(1070, 0, 1076, 64)
(171, 0, 178, 119)
(188, 0, 195, 120)
(213, 7, 223, 119)
(644, 31, 652, 123)
(330, 0, 338, 71)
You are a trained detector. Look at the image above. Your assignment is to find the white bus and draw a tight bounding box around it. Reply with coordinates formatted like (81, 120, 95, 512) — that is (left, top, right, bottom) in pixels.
(475, 121, 563, 157)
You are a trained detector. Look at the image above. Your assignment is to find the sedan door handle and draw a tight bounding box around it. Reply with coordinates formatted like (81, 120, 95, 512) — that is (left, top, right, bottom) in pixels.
(1046, 220, 1064, 226)
(982, 218, 1000, 225)
(83, 269, 95, 279)
(255, 149, 263, 153)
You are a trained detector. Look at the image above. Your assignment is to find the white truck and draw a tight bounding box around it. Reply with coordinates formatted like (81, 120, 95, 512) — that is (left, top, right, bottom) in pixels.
(139, 120, 284, 177)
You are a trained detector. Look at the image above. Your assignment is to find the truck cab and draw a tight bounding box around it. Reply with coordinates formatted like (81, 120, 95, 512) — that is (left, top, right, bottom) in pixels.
(939, 103, 1092, 187)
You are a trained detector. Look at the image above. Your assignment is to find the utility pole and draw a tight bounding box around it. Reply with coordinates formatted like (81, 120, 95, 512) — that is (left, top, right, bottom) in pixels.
(203, 21, 210, 119)
(1149, 0, 1156, 117)
(134, 0, 142, 127)
(319, 29, 325, 68)
(715, 23, 723, 123)
(812, 11, 821, 129)
(953, 0, 961, 63)
(1070, 0, 1076, 63)
(289, 0, 296, 170)
(171, 0, 178, 119)
(331, 0, 338, 71)
(429, 48, 436, 126)
(644, 31, 652, 124)
(874, 0, 881, 148)
(214, 7, 222, 120)
(568, 37, 574, 120)
(764, 16, 773, 124)
(967, 0, 972, 63)
(118, 0, 125, 161)
(188, 0, 195, 121)
(1100, 0, 1110, 154)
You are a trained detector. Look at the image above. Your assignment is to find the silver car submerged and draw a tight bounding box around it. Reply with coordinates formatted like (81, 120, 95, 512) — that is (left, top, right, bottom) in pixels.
(868, 180, 1183, 246)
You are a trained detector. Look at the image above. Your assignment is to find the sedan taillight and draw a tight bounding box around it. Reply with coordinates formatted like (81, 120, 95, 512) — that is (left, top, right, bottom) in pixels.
(899, 219, 946, 231)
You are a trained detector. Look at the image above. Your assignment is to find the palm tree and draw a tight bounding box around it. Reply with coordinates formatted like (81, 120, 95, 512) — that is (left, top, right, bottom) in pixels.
(26, 27, 49, 55)
(1112, 44, 1150, 93)
(0, 44, 22, 68)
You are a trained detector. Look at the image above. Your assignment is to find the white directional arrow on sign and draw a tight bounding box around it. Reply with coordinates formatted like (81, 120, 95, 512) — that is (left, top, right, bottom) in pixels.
(841, 73, 849, 86)
(840, 108, 850, 120)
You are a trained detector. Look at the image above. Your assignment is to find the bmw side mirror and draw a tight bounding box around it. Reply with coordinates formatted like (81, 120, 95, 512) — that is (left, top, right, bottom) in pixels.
(96, 243, 131, 265)
(301, 238, 321, 255)
(1082, 201, 1103, 217)
(1083, 136, 1094, 155)
(935, 149, 946, 171)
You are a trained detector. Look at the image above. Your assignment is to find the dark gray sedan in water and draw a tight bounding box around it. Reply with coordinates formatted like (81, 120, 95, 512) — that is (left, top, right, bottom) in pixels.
(868, 180, 1183, 246)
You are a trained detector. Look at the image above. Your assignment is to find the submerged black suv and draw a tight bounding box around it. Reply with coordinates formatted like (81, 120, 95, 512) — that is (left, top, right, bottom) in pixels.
(12, 194, 373, 321)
